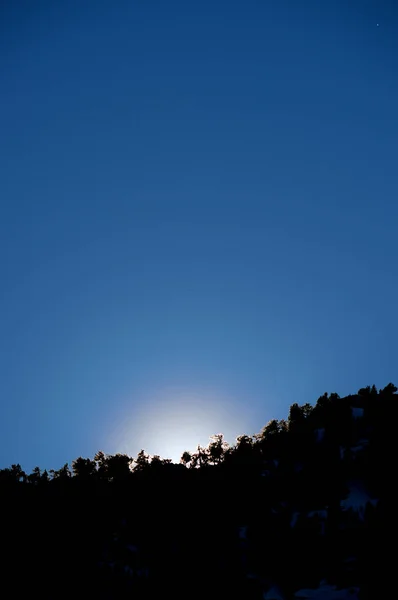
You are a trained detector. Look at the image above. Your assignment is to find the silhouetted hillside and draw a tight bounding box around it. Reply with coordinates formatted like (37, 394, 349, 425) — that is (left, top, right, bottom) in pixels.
(1, 383, 395, 599)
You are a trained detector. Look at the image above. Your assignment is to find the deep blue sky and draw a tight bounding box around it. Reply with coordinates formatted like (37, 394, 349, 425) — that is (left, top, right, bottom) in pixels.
(1, 0, 397, 471)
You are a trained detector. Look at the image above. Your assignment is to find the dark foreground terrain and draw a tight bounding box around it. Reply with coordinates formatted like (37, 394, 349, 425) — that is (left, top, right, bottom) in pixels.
(1, 384, 394, 599)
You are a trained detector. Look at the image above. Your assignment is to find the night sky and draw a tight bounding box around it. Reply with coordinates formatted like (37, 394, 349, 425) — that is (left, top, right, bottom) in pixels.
(1, 0, 397, 471)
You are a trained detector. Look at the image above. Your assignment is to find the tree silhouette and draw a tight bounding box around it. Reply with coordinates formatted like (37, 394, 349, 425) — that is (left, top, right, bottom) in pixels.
(358, 384, 378, 397)
(27, 466, 49, 485)
(258, 418, 287, 440)
(0, 463, 26, 486)
(11, 463, 26, 483)
(288, 403, 313, 431)
(50, 463, 71, 481)
(94, 451, 108, 480)
(207, 434, 228, 465)
(236, 434, 253, 453)
(190, 445, 209, 468)
(72, 457, 97, 479)
(180, 450, 192, 467)
(106, 454, 132, 481)
(380, 382, 397, 396)
(134, 449, 150, 472)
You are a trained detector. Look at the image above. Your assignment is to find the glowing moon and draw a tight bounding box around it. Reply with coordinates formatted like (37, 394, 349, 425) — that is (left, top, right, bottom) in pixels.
(110, 384, 246, 463)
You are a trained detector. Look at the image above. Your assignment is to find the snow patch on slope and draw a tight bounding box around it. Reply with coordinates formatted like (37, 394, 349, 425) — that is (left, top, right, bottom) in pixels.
(341, 482, 378, 519)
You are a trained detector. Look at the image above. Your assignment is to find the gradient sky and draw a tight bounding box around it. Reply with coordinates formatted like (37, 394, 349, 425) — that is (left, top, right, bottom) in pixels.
(1, 0, 397, 471)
